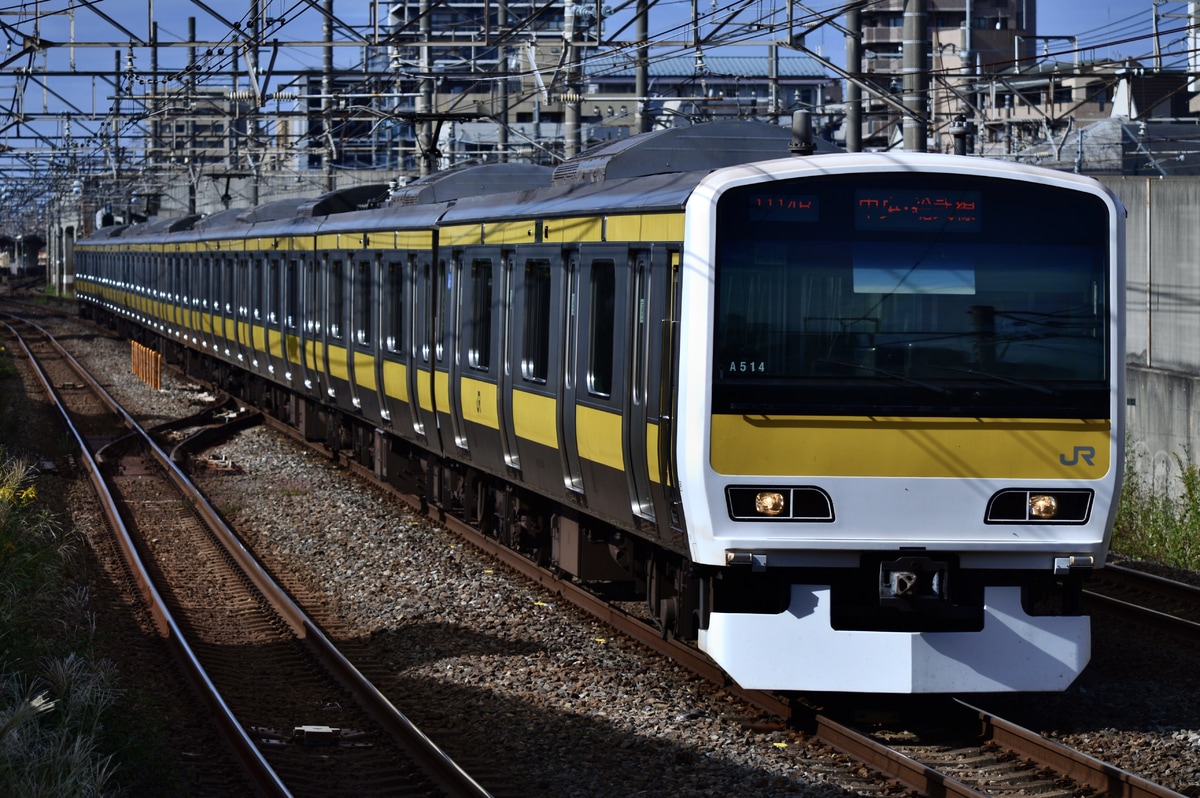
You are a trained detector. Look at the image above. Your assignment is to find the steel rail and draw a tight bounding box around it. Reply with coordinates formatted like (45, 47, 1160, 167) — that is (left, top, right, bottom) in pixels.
(1085, 563, 1200, 635)
(262, 414, 998, 798)
(960, 700, 1189, 798)
(1, 317, 291, 798)
(5, 315, 493, 798)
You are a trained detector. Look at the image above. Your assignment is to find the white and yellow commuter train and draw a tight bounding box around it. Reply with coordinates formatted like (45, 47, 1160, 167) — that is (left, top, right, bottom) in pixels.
(76, 121, 1125, 692)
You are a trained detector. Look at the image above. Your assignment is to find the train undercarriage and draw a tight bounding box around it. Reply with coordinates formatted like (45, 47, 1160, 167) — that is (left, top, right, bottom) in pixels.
(106, 316, 706, 645)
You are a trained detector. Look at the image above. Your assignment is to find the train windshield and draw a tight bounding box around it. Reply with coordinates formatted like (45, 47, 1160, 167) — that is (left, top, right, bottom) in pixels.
(712, 171, 1112, 418)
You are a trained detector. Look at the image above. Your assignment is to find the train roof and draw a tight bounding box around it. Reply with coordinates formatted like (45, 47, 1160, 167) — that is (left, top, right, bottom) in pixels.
(76, 122, 842, 245)
(235, 184, 393, 225)
(550, 120, 829, 185)
(439, 169, 711, 225)
(121, 215, 203, 237)
(390, 163, 552, 205)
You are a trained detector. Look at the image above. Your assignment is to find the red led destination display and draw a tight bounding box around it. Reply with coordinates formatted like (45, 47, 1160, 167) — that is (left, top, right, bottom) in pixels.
(743, 193, 820, 222)
(856, 190, 981, 231)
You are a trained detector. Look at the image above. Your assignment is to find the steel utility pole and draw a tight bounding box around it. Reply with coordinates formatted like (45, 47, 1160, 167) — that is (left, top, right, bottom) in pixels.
(902, 0, 928, 151)
(845, 3, 862, 152)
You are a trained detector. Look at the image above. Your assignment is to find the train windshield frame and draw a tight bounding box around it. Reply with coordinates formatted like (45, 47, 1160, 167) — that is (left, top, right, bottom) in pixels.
(712, 171, 1112, 418)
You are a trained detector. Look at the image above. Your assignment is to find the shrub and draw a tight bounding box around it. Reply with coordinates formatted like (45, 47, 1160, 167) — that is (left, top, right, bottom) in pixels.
(1112, 447, 1200, 570)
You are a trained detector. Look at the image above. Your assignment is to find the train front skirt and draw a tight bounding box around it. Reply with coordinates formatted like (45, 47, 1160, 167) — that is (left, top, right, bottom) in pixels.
(699, 585, 1089, 693)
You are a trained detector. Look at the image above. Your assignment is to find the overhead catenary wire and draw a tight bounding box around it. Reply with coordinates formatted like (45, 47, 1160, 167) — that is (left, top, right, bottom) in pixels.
(2, 0, 1198, 232)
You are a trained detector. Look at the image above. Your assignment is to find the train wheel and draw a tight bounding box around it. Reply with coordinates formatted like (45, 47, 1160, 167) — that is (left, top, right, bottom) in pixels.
(646, 557, 700, 640)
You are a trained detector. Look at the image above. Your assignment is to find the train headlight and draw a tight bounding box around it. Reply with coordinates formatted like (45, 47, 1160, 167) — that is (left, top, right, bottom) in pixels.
(985, 489, 1092, 523)
(725, 486, 834, 521)
(755, 491, 786, 516)
(1029, 494, 1058, 519)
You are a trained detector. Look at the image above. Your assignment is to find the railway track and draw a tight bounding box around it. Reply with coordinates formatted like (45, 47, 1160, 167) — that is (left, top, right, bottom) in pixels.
(259, 408, 1188, 798)
(1084, 563, 1200, 636)
(2, 314, 491, 798)
(6, 305, 1194, 798)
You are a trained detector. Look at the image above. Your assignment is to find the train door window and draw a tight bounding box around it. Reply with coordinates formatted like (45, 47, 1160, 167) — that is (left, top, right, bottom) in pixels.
(436, 259, 452, 363)
(285, 259, 298, 329)
(384, 258, 404, 354)
(468, 258, 492, 371)
(268, 259, 280, 324)
(521, 258, 552, 383)
(354, 258, 372, 345)
(223, 258, 235, 314)
(330, 259, 345, 339)
(251, 258, 262, 321)
(304, 257, 319, 335)
(631, 256, 649, 405)
(200, 257, 210, 309)
(420, 262, 432, 363)
(237, 259, 250, 319)
(587, 259, 616, 398)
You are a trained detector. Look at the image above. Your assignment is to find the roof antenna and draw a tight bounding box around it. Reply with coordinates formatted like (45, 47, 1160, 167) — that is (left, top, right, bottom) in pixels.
(789, 110, 815, 156)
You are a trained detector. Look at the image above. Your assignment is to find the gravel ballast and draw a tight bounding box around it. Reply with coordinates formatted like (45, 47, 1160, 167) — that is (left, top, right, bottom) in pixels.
(28, 313, 1200, 796)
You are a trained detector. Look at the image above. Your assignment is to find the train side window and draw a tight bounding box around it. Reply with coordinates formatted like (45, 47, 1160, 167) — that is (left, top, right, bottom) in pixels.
(522, 258, 552, 383)
(330, 259, 345, 339)
(385, 259, 404, 353)
(468, 258, 492, 371)
(354, 259, 372, 346)
(587, 259, 616, 397)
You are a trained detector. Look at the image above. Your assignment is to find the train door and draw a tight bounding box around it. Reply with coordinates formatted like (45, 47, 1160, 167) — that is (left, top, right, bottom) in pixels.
(198, 254, 215, 349)
(625, 248, 660, 522)
(647, 248, 683, 536)
(558, 252, 585, 494)
(248, 255, 269, 376)
(265, 256, 286, 379)
(458, 248, 507, 473)
(379, 254, 423, 444)
(170, 252, 183, 330)
(410, 255, 442, 453)
(282, 256, 308, 388)
(235, 255, 251, 364)
(322, 255, 353, 407)
(220, 255, 239, 361)
(505, 247, 567, 493)
(351, 253, 381, 419)
(435, 254, 469, 455)
(497, 251, 520, 469)
(299, 253, 322, 396)
(572, 247, 633, 523)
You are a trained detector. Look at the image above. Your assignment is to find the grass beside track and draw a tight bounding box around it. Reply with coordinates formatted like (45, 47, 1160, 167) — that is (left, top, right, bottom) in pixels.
(1113, 447, 1200, 570)
(0, 340, 185, 796)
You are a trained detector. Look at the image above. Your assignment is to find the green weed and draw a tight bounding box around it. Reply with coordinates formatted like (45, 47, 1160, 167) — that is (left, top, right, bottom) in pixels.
(1112, 446, 1200, 570)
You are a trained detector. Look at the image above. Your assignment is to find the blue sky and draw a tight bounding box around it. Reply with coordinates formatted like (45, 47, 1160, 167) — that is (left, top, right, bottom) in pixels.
(1037, 0, 1184, 63)
(0, 1, 1188, 146)
(9, 1, 1185, 80)
(786, 1, 1180, 67)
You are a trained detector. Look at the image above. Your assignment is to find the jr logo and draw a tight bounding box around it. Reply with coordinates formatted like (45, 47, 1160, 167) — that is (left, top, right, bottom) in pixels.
(1060, 446, 1096, 466)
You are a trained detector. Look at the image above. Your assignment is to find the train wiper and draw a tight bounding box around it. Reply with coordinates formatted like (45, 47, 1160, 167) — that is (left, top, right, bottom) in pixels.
(817, 359, 950, 395)
(931, 364, 1059, 395)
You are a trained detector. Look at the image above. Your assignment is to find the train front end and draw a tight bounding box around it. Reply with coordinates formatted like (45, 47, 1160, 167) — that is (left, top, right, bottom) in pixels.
(677, 153, 1125, 693)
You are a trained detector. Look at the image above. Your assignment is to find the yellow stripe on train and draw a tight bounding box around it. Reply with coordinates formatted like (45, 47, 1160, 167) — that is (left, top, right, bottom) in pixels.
(710, 415, 1112, 479)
